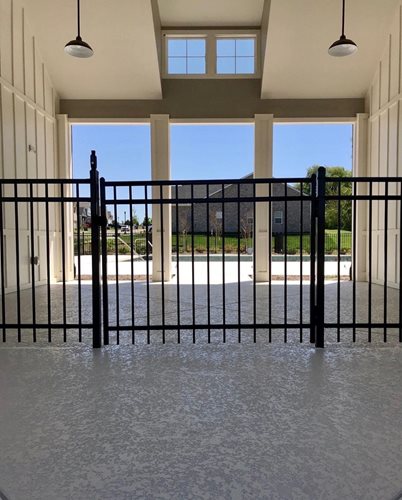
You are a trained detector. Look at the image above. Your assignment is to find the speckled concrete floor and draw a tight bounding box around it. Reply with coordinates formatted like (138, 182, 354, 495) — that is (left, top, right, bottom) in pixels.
(1, 277, 400, 347)
(1, 276, 402, 499)
(0, 343, 402, 500)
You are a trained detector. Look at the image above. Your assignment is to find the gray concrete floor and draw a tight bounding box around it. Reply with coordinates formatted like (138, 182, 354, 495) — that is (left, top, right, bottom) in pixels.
(0, 343, 402, 500)
(1, 277, 400, 347)
(1, 276, 402, 499)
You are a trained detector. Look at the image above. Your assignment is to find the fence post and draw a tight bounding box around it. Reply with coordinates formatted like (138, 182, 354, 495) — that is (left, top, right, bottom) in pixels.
(315, 166, 326, 348)
(90, 150, 102, 348)
(309, 174, 317, 344)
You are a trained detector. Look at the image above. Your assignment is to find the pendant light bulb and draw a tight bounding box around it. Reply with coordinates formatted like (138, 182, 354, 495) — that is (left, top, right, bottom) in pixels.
(328, 0, 357, 57)
(65, 0, 93, 58)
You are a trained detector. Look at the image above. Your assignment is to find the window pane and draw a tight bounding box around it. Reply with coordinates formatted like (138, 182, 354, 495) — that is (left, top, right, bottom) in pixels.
(217, 57, 236, 74)
(236, 57, 255, 74)
(187, 39, 206, 57)
(188, 57, 206, 74)
(236, 39, 254, 57)
(217, 39, 235, 57)
(168, 39, 186, 57)
(168, 57, 187, 74)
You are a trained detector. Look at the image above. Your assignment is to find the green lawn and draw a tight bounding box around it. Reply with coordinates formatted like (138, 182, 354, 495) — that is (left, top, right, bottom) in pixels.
(74, 230, 352, 255)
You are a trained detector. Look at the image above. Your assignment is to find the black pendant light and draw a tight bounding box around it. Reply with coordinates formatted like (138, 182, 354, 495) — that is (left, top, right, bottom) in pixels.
(65, 0, 93, 58)
(328, 0, 357, 57)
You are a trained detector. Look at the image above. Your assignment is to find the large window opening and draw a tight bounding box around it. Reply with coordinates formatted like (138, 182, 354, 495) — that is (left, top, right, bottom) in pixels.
(170, 124, 254, 180)
(72, 124, 151, 228)
(273, 123, 353, 177)
(273, 122, 354, 254)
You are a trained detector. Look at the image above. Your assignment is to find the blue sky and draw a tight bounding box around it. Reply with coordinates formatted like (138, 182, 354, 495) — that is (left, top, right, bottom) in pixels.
(72, 123, 353, 180)
(72, 123, 353, 222)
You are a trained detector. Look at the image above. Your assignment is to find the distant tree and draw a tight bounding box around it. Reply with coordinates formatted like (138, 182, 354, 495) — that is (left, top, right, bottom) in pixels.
(142, 216, 152, 227)
(131, 214, 140, 227)
(299, 166, 352, 231)
(178, 206, 191, 252)
(239, 207, 253, 252)
(209, 208, 222, 253)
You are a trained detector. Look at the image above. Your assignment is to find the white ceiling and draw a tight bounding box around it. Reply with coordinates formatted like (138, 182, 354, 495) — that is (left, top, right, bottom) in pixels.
(22, 0, 162, 99)
(21, 0, 400, 101)
(262, 0, 400, 98)
(158, 0, 265, 26)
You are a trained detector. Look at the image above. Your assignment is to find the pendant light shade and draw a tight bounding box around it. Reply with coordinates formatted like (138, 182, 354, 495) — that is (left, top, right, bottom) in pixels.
(65, 0, 93, 58)
(328, 0, 357, 57)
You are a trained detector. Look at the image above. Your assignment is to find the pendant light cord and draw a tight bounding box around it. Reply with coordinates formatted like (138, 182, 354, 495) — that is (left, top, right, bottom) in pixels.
(77, 0, 81, 38)
(341, 0, 345, 36)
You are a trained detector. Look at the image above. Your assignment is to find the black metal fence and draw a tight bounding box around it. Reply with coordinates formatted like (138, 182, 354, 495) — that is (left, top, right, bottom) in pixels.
(0, 157, 100, 346)
(0, 151, 401, 348)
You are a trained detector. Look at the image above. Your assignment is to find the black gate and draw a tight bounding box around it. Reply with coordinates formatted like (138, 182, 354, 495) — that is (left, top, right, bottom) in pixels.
(100, 174, 317, 346)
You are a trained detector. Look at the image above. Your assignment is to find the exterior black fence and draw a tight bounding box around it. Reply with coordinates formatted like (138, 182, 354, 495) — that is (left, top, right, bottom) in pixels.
(0, 151, 401, 348)
(0, 171, 98, 346)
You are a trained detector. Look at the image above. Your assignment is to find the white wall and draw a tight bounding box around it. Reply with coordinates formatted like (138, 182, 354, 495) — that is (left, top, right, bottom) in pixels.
(0, 0, 61, 291)
(366, 1, 402, 287)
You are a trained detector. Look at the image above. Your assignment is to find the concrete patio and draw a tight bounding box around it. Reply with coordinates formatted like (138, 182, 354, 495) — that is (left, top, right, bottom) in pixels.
(0, 341, 402, 500)
(1, 265, 401, 500)
(0, 260, 400, 347)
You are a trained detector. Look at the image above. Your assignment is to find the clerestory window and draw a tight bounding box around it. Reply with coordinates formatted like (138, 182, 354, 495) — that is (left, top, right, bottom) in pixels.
(167, 38, 206, 75)
(216, 38, 255, 75)
(163, 31, 260, 78)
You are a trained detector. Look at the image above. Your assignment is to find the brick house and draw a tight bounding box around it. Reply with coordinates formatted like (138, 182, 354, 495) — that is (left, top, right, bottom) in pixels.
(172, 175, 311, 235)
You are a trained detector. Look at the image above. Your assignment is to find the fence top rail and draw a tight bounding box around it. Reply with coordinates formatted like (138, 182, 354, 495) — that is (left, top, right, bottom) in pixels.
(101, 177, 313, 187)
(325, 176, 402, 183)
(105, 195, 314, 205)
(0, 178, 90, 185)
(1, 196, 91, 203)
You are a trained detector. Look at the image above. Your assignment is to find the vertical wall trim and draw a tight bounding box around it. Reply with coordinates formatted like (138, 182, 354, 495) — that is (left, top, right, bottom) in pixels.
(32, 35, 36, 104)
(387, 34, 392, 104)
(0, 84, 3, 178)
(21, 7, 26, 96)
(10, 0, 14, 87)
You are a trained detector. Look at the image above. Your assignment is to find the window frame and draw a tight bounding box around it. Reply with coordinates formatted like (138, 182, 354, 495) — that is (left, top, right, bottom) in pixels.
(274, 211, 283, 225)
(215, 35, 257, 76)
(162, 29, 261, 79)
(165, 35, 208, 76)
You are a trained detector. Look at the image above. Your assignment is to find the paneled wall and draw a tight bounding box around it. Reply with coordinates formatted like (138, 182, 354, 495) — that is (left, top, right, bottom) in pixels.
(366, 0, 402, 287)
(0, 0, 61, 290)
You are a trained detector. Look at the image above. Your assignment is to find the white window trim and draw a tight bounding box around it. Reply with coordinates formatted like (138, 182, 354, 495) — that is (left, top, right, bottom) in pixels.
(274, 211, 283, 224)
(162, 29, 261, 79)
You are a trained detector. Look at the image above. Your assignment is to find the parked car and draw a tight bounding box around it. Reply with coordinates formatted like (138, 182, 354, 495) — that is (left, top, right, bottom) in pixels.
(120, 225, 130, 234)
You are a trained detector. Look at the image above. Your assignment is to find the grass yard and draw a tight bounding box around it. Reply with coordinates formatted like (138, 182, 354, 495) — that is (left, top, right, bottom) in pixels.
(74, 230, 352, 255)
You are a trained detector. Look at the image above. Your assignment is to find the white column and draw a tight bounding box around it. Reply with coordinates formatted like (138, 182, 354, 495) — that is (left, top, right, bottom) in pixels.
(150, 114, 172, 282)
(254, 114, 273, 282)
(354, 113, 369, 282)
(56, 114, 74, 281)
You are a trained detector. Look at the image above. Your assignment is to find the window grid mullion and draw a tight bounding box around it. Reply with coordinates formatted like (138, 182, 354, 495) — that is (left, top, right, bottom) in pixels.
(186, 39, 188, 75)
(235, 39, 237, 74)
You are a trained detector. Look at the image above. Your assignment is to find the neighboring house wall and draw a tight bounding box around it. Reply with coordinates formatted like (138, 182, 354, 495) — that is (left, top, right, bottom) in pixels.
(0, 0, 59, 291)
(366, 0, 402, 287)
(172, 178, 311, 234)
